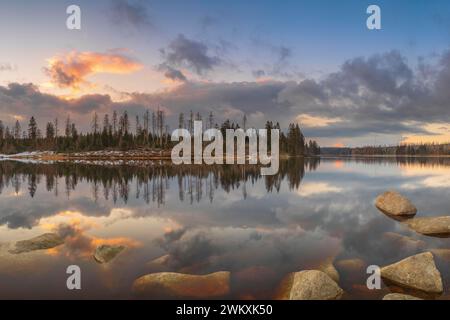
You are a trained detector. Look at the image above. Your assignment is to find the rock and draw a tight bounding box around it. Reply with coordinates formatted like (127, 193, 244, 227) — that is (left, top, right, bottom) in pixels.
(147, 254, 171, 269)
(9, 233, 64, 254)
(132, 271, 230, 299)
(336, 258, 366, 272)
(94, 245, 125, 264)
(289, 270, 344, 300)
(317, 259, 340, 283)
(430, 248, 450, 261)
(383, 293, 423, 300)
(405, 216, 450, 237)
(273, 273, 295, 300)
(375, 191, 417, 216)
(381, 252, 443, 295)
(382, 232, 426, 249)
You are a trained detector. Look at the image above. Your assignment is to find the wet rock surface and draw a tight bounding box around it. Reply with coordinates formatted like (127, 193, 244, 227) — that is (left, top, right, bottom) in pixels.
(132, 271, 231, 299)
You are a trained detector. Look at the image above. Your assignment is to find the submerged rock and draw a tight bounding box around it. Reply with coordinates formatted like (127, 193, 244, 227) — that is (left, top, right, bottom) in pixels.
(375, 191, 417, 216)
(9, 233, 64, 254)
(132, 271, 230, 299)
(405, 216, 450, 237)
(147, 254, 171, 269)
(317, 259, 340, 283)
(383, 293, 423, 300)
(336, 258, 366, 272)
(289, 270, 344, 300)
(381, 252, 443, 295)
(382, 232, 426, 249)
(273, 272, 295, 300)
(430, 248, 450, 261)
(94, 245, 125, 264)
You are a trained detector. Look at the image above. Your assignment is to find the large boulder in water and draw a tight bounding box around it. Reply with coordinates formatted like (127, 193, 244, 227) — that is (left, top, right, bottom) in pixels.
(9, 233, 64, 254)
(289, 270, 344, 300)
(375, 191, 417, 216)
(380, 252, 443, 295)
(132, 271, 230, 299)
(405, 216, 450, 237)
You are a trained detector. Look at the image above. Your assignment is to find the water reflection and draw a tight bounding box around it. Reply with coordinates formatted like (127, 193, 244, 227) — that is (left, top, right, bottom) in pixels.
(0, 157, 318, 205)
(1, 156, 450, 299)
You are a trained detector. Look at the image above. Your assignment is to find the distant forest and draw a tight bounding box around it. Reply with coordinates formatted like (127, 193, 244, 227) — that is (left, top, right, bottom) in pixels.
(0, 110, 320, 156)
(352, 143, 450, 156)
(322, 143, 450, 156)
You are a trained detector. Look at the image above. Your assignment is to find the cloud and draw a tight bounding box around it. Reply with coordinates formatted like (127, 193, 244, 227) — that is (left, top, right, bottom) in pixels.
(0, 63, 15, 71)
(4, 49, 450, 144)
(161, 34, 221, 75)
(250, 37, 296, 79)
(296, 114, 342, 128)
(199, 15, 218, 31)
(252, 69, 266, 78)
(44, 51, 143, 90)
(109, 0, 152, 30)
(297, 182, 343, 197)
(157, 63, 187, 82)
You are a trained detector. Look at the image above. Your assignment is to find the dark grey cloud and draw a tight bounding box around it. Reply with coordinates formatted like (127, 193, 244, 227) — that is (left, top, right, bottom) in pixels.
(157, 63, 187, 82)
(109, 0, 152, 30)
(161, 34, 221, 75)
(252, 69, 266, 78)
(250, 36, 296, 79)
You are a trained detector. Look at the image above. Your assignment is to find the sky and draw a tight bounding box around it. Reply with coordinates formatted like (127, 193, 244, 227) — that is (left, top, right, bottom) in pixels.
(1, 0, 450, 146)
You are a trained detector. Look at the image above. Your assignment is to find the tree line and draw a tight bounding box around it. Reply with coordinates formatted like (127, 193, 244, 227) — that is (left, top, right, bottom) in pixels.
(0, 110, 320, 156)
(351, 143, 450, 156)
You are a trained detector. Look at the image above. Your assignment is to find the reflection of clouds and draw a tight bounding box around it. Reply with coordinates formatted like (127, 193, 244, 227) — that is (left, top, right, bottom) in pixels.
(39, 211, 141, 260)
(153, 225, 341, 296)
(160, 226, 342, 269)
(399, 163, 450, 188)
(297, 182, 343, 197)
(3, 159, 450, 298)
(422, 175, 450, 188)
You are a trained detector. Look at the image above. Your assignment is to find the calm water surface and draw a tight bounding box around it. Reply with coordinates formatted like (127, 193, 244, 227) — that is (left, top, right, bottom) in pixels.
(1, 157, 450, 299)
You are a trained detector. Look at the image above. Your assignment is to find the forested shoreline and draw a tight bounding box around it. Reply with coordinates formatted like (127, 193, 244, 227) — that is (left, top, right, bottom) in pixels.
(0, 110, 320, 156)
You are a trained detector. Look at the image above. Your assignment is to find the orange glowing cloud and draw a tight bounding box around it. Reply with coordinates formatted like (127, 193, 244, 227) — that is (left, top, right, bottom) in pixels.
(44, 51, 143, 90)
(401, 123, 450, 144)
(40, 210, 141, 260)
(296, 114, 342, 128)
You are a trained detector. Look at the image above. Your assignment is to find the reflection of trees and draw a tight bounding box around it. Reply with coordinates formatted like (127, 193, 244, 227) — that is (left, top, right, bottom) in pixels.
(0, 158, 320, 204)
(328, 156, 450, 168)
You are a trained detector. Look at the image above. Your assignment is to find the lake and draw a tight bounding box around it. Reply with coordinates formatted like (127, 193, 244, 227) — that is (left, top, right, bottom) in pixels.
(1, 157, 450, 299)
